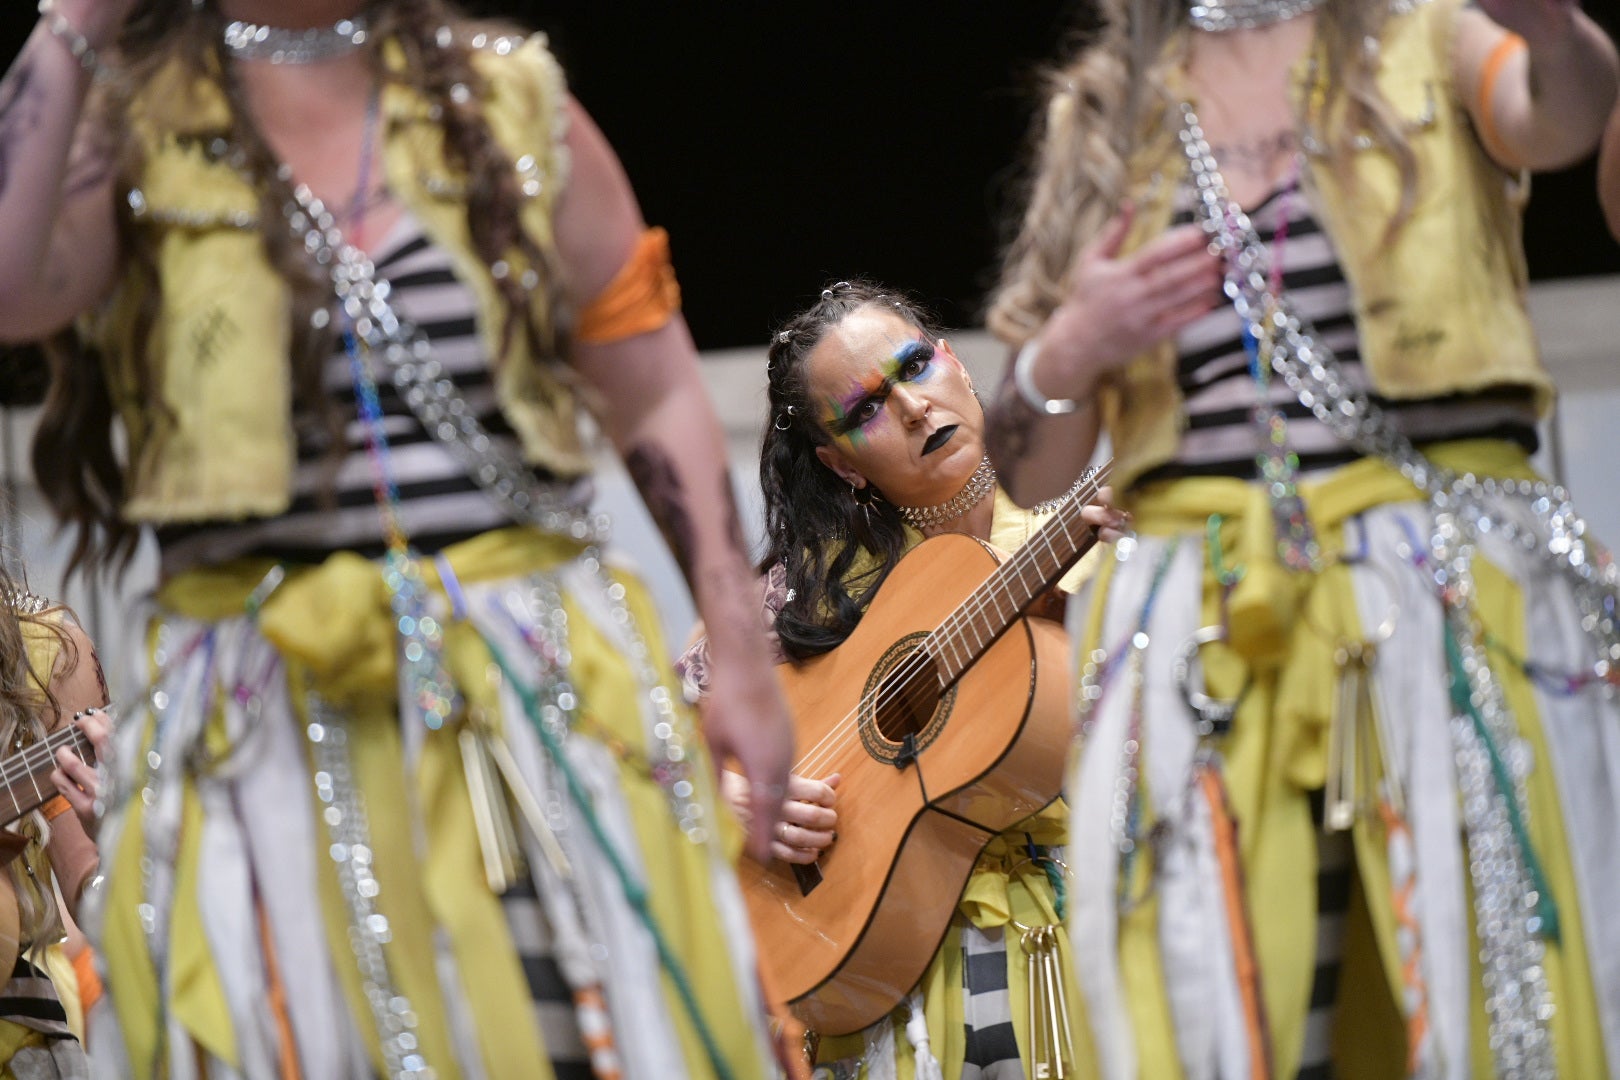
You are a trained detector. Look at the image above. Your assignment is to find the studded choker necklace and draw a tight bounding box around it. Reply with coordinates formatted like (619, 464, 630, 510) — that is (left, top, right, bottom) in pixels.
(222, 13, 370, 64)
(1187, 0, 1324, 32)
(896, 456, 998, 529)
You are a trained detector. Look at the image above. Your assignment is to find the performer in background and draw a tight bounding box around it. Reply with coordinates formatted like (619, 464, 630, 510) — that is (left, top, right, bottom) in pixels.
(682, 280, 1130, 1079)
(1, 562, 113, 1077)
(986, 0, 1620, 1077)
(0, 0, 794, 1076)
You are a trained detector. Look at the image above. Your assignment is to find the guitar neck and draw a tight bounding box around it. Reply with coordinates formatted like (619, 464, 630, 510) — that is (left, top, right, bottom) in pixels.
(0, 725, 94, 829)
(930, 462, 1112, 685)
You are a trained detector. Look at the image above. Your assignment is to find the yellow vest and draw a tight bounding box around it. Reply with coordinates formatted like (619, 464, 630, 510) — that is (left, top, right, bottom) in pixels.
(93, 36, 590, 524)
(1106, 0, 1551, 491)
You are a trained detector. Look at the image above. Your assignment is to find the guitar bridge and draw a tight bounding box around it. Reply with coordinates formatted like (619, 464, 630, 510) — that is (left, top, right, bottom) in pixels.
(792, 862, 823, 896)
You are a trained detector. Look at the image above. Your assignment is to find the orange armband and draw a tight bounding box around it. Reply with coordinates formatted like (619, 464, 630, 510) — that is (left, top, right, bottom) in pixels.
(575, 226, 682, 345)
(43, 795, 72, 821)
(1475, 33, 1527, 160)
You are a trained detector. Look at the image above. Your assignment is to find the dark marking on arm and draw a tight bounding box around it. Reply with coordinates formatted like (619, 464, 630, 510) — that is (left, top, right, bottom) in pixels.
(625, 442, 697, 581)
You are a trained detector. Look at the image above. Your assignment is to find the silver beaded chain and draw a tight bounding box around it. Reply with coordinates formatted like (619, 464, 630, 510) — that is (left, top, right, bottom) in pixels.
(307, 698, 435, 1080)
(222, 15, 369, 65)
(1187, 0, 1325, 33)
(282, 180, 608, 547)
(1179, 103, 1597, 1077)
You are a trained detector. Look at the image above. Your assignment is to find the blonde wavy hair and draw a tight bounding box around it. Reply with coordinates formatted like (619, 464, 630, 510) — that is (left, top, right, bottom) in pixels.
(0, 563, 74, 957)
(989, 0, 1419, 346)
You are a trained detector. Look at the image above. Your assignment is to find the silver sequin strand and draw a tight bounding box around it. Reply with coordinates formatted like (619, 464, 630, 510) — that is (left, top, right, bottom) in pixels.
(222, 15, 369, 65)
(307, 700, 435, 1079)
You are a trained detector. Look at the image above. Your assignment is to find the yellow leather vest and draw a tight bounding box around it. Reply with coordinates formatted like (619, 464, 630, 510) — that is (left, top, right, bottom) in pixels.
(93, 35, 590, 524)
(1106, 0, 1551, 491)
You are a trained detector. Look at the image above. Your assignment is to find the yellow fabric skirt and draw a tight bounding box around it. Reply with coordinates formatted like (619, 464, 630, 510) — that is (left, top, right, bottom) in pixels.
(91, 526, 773, 1079)
(812, 802, 1098, 1079)
(1066, 443, 1616, 1079)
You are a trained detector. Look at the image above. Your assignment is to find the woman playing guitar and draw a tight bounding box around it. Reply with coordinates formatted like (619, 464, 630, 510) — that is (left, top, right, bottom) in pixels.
(682, 280, 1130, 1078)
(1, 561, 113, 1074)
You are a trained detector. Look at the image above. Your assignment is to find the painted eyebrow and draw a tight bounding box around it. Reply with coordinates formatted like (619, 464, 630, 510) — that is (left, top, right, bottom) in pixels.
(825, 336, 935, 436)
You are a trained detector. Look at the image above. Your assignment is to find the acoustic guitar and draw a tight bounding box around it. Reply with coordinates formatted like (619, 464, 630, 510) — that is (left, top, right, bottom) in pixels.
(741, 463, 1109, 1035)
(0, 722, 98, 977)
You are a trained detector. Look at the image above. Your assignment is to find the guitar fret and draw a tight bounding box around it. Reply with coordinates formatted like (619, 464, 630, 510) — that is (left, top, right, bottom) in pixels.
(924, 462, 1112, 689)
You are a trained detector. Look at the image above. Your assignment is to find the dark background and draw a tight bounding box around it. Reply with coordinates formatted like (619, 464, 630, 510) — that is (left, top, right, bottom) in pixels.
(2, 2, 1617, 358)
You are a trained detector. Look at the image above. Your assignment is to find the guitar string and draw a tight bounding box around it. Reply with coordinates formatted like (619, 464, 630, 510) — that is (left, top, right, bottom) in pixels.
(790, 464, 1109, 780)
(0, 724, 94, 804)
(792, 514, 1104, 781)
(789, 463, 1111, 782)
(0, 725, 93, 788)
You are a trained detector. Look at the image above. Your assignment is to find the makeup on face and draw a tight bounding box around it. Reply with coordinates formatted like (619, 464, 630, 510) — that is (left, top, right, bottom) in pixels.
(821, 336, 940, 447)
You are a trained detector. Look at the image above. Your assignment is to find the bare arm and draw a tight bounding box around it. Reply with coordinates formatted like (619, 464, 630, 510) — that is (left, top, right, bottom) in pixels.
(1600, 103, 1620, 241)
(551, 98, 793, 861)
(987, 212, 1221, 506)
(0, 4, 127, 342)
(1455, 1, 1619, 172)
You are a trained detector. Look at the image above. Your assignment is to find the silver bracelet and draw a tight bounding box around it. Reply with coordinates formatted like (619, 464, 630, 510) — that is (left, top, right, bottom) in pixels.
(37, 0, 109, 81)
(1012, 339, 1080, 416)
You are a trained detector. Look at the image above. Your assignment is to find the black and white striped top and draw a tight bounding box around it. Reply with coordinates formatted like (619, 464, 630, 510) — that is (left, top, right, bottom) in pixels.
(156, 214, 584, 575)
(1136, 177, 1540, 486)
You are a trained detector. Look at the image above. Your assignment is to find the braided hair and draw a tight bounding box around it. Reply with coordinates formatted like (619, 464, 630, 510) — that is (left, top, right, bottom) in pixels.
(760, 280, 947, 661)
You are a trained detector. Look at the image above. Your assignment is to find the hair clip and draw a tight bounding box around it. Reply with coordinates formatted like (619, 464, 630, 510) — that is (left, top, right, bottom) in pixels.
(776, 330, 794, 344)
(821, 281, 852, 301)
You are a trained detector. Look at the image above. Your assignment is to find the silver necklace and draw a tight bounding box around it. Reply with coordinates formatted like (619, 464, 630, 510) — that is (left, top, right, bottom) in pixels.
(1187, 0, 1324, 32)
(896, 455, 997, 529)
(222, 14, 369, 64)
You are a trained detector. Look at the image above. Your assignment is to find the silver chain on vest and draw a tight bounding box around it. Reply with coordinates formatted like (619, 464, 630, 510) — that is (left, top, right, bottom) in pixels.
(1179, 101, 1619, 1079)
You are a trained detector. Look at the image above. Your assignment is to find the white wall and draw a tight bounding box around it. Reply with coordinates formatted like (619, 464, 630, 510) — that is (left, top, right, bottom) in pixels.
(4, 274, 1617, 691)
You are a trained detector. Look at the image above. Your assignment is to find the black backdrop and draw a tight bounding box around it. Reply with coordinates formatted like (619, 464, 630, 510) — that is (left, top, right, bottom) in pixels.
(1, 2, 1616, 356)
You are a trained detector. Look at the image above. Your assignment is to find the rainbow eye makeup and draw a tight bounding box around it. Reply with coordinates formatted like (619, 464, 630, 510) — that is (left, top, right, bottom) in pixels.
(822, 336, 939, 446)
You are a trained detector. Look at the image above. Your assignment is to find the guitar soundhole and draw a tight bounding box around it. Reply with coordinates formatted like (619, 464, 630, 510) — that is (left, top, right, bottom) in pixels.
(874, 651, 941, 743)
(859, 633, 955, 767)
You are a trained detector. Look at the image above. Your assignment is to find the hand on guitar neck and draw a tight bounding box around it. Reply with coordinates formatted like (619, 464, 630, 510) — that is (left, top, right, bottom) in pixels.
(722, 769, 841, 866)
(51, 707, 112, 839)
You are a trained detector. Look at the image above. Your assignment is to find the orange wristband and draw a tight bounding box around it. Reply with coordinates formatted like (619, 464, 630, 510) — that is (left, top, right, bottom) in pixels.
(1475, 33, 1527, 158)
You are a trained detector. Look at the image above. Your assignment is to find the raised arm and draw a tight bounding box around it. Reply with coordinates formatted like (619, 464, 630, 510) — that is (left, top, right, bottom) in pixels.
(1600, 103, 1620, 241)
(1455, 0, 1620, 172)
(986, 211, 1220, 506)
(0, 1, 129, 342)
(551, 98, 792, 861)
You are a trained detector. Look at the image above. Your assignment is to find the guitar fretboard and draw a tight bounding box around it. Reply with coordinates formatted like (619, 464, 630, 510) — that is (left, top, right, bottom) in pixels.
(0, 724, 95, 828)
(927, 462, 1112, 685)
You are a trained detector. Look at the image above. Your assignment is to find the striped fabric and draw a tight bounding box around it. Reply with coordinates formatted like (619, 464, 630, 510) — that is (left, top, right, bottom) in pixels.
(1299, 794, 1355, 1080)
(155, 213, 585, 575)
(499, 877, 594, 1080)
(0, 954, 89, 1078)
(960, 923, 1023, 1078)
(1137, 178, 1540, 486)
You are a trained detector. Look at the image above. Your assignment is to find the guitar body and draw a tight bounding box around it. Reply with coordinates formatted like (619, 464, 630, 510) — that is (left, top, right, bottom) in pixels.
(740, 532, 1074, 1035)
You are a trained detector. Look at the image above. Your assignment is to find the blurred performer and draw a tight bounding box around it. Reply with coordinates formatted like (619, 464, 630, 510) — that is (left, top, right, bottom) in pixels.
(0, 0, 794, 1075)
(987, 0, 1620, 1076)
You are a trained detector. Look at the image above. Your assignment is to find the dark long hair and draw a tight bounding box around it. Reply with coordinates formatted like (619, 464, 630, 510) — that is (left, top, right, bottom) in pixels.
(760, 280, 946, 661)
(32, 0, 567, 575)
